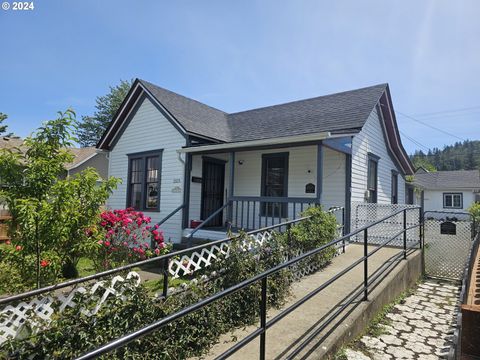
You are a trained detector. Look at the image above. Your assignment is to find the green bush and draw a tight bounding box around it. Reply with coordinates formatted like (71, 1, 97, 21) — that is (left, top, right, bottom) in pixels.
(1, 207, 337, 359)
(468, 202, 480, 226)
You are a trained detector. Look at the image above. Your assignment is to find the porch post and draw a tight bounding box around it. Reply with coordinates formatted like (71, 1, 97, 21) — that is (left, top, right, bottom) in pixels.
(316, 142, 323, 205)
(345, 153, 352, 233)
(182, 152, 192, 229)
(228, 152, 235, 223)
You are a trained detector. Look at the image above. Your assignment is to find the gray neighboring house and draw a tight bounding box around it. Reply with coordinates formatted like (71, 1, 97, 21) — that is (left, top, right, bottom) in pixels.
(97, 79, 414, 244)
(413, 169, 480, 213)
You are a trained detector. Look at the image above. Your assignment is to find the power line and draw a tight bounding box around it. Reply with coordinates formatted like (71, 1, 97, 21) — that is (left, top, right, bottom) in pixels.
(412, 105, 480, 117)
(396, 111, 466, 141)
(399, 131, 430, 151)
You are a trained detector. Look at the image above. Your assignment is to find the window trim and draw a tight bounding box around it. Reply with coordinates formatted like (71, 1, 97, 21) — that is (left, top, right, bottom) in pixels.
(443, 192, 463, 209)
(391, 170, 398, 204)
(126, 149, 163, 212)
(260, 152, 289, 217)
(367, 153, 379, 203)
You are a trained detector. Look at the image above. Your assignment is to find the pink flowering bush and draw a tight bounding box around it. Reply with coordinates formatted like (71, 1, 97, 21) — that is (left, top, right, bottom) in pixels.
(92, 208, 170, 271)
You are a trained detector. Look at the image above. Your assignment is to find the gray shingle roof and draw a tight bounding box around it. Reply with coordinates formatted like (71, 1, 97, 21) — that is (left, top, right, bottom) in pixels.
(140, 80, 231, 142)
(413, 170, 480, 189)
(139, 79, 387, 142)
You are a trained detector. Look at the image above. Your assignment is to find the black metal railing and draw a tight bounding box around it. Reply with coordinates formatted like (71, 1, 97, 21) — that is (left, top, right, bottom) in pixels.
(0, 214, 311, 307)
(229, 196, 319, 230)
(76, 206, 422, 360)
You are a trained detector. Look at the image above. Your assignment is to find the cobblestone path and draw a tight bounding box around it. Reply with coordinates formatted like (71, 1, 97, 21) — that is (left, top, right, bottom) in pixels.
(344, 280, 459, 360)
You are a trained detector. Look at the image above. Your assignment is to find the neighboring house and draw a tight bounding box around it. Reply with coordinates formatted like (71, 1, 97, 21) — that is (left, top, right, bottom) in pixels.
(0, 137, 108, 180)
(97, 79, 414, 244)
(65, 147, 108, 179)
(413, 169, 480, 213)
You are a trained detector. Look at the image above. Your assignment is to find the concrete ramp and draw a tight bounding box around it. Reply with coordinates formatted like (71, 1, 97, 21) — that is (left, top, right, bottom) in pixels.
(202, 244, 422, 359)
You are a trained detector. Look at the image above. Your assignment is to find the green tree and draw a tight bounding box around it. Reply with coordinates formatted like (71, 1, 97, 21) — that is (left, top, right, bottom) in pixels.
(76, 79, 133, 147)
(0, 109, 119, 288)
(0, 113, 12, 136)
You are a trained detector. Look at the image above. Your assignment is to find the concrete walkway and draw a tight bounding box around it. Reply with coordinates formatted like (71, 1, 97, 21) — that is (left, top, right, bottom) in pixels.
(201, 244, 420, 360)
(344, 280, 460, 360)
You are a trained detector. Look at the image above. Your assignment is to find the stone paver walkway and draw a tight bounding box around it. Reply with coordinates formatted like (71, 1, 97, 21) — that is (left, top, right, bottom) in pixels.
(344, 280, 460, 360)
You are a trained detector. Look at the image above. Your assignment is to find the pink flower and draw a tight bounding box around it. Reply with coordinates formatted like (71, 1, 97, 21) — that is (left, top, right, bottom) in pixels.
(15, 245, 22, 251)
(104, 241, 111, 247)
(5, 240, 11, 245)
(98, 240, 103, 245)
(123, 241, 128, 247)
(154, 248, 160, 255)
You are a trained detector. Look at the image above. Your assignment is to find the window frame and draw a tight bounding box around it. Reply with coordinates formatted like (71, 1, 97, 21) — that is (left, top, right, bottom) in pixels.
(126, 149, 163, 212)
(443, 192, 463, 209)
(391, 170, 398, 204)
(260, 152, 289, 217)
(367, 153, 379, 203)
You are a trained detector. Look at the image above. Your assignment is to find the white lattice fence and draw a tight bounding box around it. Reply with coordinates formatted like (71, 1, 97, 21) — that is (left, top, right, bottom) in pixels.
(0, 271, 141, 345)
(168, 230, 275, 279)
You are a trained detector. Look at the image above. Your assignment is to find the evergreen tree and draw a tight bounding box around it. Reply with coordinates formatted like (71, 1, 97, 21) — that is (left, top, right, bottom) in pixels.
(76, 79, 133, 147)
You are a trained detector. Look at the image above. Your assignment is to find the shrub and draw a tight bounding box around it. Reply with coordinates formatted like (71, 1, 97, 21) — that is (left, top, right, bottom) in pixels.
(92, 208, 170, 271)
(468, 202, 480, 226)
(0, 110, 119, 288)
(0, 207, 338, 358)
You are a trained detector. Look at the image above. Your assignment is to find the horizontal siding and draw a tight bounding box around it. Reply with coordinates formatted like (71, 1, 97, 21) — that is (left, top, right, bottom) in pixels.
(423, 189, 476, 213)
(188, 145, 347, 228)
(107, 97, 186, 243)
(234, 146, 318, 198)
(351, 106, 406, 205)
(322, 147, 346, 211)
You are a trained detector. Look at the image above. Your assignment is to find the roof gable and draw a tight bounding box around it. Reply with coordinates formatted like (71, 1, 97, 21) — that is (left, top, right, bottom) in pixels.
(97, 79, 413, 174)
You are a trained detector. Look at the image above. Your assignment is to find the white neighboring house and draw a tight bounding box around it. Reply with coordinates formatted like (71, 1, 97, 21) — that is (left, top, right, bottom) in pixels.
(413, 169, 480, 213)
(97, 79, 414, 244)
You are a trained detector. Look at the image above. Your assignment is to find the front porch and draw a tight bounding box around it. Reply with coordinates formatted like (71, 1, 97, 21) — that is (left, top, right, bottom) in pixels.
(180, 137, 353, 242)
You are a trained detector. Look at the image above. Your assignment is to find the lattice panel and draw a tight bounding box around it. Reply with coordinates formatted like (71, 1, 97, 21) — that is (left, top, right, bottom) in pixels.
(168, 231, 275, 279)
(0, 271, 141, 345)
(424, 214, 473, 280)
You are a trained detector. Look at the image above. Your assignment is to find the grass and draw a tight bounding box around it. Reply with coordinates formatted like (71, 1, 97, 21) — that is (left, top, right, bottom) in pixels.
(77, 257, 97, 277)
(143, 277, 189, 295)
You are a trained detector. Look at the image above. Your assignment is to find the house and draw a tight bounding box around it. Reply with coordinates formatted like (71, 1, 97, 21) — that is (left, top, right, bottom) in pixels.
(97, 79, 414, 244)
(0, 137, 108, 179)
(413, 169, 480, 213)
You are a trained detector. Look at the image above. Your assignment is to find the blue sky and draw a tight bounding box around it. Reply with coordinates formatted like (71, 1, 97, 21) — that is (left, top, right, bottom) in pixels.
(0, 0, 479, 153)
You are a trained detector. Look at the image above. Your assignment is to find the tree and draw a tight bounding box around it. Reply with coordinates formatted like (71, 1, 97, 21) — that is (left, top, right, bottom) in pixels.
(76, 79, 133, 147)
(0, 109, 119, 287)
(0, 113, 12, 136)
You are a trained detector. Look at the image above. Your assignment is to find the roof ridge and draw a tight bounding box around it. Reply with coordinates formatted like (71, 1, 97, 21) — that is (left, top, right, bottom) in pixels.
(227, 83, 388, 117)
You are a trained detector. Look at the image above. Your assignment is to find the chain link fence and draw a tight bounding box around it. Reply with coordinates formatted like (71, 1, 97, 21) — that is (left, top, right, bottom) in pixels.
(351, 202, 420, 247)
(423, 211, 474, 281)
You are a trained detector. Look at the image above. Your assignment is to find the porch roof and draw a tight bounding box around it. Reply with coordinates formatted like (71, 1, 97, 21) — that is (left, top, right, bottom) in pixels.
(178, 131, 350, 154)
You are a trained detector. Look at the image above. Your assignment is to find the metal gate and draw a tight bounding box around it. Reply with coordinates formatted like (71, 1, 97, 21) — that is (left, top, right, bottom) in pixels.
(423, 211, 475, 280)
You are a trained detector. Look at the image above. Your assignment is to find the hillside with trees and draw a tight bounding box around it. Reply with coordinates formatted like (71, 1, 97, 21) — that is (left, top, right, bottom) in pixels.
(410, 140, 480, 171)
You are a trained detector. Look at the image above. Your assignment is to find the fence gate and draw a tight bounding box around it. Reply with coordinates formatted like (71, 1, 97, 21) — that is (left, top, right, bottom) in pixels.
(423, 211, 475, 281)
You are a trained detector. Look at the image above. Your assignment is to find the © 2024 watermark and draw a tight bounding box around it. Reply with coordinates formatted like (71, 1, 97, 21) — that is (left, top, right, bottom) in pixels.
(2, 1, 35, 11)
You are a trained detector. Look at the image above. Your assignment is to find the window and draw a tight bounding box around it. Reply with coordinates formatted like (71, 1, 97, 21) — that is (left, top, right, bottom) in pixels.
(127, 150, 162, 211)
(261, 152, 288, 217)
(391, 170, 398, 204)
(367, 153, 379, 203)
(443, 193, 463, 209)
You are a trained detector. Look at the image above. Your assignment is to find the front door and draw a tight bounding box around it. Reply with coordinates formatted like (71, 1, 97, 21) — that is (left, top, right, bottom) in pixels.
(201, 159, 225, 227)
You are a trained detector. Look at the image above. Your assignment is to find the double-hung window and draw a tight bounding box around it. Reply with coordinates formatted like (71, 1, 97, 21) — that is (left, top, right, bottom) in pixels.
(127, 150, 162, 211)
(367, 153, 379, 203)
(443, 193, 462, 209)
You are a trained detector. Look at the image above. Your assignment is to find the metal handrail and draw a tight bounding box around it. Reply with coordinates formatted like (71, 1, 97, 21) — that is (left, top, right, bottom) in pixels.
(76, 206, 422, 360)
(0, 214, 311, 306)
(156, 203, 186, 227)
(186, 200, 232, 240)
